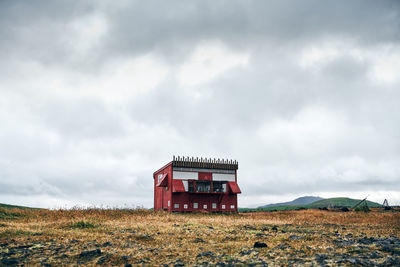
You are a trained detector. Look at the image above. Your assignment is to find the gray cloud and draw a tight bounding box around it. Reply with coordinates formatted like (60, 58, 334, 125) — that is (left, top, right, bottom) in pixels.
(0, 1, 399, 208)
(1, 1, 399, 68)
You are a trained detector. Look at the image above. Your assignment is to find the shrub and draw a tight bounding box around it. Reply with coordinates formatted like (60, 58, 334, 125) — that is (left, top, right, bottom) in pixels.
(69, 220, 96, 229)
(355, 205, 370, 213)
(0, 209, 24, 219)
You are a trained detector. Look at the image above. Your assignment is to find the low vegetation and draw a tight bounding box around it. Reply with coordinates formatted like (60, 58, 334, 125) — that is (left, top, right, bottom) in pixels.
(0, 207, 399, 266)
(68, 220, 97, 229)
(354, 204, 371, 213)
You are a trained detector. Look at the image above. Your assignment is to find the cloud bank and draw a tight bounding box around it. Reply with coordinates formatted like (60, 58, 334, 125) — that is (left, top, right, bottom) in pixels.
(0, 0, 399, 208)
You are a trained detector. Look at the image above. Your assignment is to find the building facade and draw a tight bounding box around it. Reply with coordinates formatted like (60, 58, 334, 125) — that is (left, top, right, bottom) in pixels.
(154, 156, 241, 212)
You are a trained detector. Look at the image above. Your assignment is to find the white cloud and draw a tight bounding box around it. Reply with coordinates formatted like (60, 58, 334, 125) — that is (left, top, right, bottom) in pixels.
(297, 39, 366, 71)
(256, 105, 349, 157)
(87, 55, 169, 102)
(67, 13, 109, 55)
(368, 45, 400, 84)
(298, 43, 342, 69)
(3, 54, 170, 104)
(298, 40, 400, 86)
(178, 41, 249, 86)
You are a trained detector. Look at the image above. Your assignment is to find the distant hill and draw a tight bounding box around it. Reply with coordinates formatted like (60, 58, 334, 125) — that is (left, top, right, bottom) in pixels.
(306, 197, 381, 209)
(0, 203, 38, 210)
(240, 197, 382, 212)
(258, 196, 324, 209)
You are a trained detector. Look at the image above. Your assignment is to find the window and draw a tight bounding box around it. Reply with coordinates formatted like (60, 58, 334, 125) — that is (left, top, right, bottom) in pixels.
(189, 181, 194, 192)
(174, 203, 179, 208)
(184, 204, 188, 209)
(222, 205, 226, 209)
(196, 181, 211, 192)
(230, 205, 235, 209)
(157, 174, 163, 183)
(193, 203, 198, 209)
(212, 181, 227, 192)
(212, 203, 217, 209)
(203, 204, 207, 209)
(168, 200, 170, 207)
(182, 180, 189, 192)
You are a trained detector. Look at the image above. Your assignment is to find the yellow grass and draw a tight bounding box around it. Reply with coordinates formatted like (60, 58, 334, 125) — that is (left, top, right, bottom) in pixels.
(0, 208, 399, 266)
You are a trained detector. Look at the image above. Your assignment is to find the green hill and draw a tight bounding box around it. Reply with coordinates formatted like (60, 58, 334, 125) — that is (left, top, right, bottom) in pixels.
(240, 197, 382, 212)
(258, 196, 324, 208)
(0, 203, 38, 210)
(306, 197, 381, 209)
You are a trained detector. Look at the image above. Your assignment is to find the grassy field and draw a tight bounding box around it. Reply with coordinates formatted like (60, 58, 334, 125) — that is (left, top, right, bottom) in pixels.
(0, 207, 399, 266)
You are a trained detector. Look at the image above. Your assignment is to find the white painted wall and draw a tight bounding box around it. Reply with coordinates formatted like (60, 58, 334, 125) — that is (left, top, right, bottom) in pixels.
(212, 173, 235, 181)
(173, 171, 198, 180)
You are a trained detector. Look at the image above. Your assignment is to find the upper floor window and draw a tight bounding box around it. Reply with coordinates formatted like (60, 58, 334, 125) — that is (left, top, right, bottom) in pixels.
(212, 181, 227, 192)
(157, 174, 163, 183)
(188, 181, 195, 192)
(196, 181, 210, 192)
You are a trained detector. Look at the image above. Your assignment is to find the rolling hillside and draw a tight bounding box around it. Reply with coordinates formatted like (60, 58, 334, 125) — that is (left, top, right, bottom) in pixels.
(258, 196, 324, 208)
(307, 198, 381, 209)
(0, 203, 37, 210)
(240, 197, 382, 212)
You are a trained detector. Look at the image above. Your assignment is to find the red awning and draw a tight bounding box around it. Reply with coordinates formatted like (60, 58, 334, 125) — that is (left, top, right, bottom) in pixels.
(172, 179, 186, 192)
(156, 173, 168, 187)
(228, 182, 241, 194)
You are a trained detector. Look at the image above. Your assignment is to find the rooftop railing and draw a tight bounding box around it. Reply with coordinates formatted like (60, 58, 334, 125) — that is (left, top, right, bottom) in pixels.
(172, 156, 238, 170)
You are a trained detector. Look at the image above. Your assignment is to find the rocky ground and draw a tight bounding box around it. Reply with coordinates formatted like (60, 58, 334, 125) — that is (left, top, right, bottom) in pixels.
(0, 208, 399, 266)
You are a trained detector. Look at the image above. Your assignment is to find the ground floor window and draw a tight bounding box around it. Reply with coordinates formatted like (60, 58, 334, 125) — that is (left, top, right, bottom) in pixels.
(212, 203, 217, 209)
(168, 200, 170, 207)
(184, 204, 188, 209)
(230, 205, 235, 209)
(174, 203, 179, 208)
(193, 203, 198, 209)
(222, 205, 226, 209)
(203, 204, 207, 209)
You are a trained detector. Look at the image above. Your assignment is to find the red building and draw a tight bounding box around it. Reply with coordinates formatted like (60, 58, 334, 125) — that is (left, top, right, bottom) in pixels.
(154, 156, 241, 212)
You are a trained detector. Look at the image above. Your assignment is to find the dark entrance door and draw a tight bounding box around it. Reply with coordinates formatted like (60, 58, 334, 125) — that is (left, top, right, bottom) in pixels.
(162, 187, 168, 210)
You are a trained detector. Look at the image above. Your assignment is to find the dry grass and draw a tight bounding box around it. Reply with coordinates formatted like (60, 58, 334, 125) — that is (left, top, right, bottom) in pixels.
(0, 207, 399, 266)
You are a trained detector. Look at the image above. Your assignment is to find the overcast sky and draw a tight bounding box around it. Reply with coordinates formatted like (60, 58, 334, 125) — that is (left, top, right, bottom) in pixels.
(1, 0, 399, 208)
